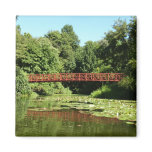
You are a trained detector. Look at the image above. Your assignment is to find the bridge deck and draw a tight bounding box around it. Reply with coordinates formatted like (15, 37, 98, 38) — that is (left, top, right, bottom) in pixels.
(28, 73, 124, 82)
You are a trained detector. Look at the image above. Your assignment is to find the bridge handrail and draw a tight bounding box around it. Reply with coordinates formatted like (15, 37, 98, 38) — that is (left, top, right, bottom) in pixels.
(28, 73, 125, 82)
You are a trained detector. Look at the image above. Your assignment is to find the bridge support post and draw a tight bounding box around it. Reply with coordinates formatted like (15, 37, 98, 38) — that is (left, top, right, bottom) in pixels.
(85, 73, 87, 81)
(107, 73, 109, 81)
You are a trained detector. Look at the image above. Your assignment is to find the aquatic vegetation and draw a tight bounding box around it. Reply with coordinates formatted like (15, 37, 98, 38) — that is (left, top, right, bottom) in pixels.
(26, 94, 136, 122)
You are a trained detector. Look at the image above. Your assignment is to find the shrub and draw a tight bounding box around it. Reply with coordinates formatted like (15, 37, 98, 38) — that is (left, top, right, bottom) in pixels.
(91, 85, 111, 98)
(16, 67, 32, 95)
(31, 83, 54, 96)
(90, 83, 135, 100)
(53, 82, 72, 94)
(31, 82, 72, 96)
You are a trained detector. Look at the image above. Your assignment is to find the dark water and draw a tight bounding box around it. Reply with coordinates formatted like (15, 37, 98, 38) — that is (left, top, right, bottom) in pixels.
(16, 102, 136, 136)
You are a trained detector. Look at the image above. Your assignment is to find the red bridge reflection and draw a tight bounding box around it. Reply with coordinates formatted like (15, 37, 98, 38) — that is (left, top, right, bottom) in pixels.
(26, 109, 121, 124)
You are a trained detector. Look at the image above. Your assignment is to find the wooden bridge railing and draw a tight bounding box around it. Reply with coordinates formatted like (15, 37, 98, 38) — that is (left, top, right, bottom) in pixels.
(28, 73, 125, 82)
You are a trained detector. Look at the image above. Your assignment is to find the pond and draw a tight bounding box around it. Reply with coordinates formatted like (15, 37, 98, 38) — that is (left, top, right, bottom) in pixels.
(16, 95, 136, 136)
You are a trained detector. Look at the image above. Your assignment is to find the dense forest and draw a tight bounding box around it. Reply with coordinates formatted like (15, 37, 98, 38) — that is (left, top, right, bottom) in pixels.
(16, 17, 136, 100)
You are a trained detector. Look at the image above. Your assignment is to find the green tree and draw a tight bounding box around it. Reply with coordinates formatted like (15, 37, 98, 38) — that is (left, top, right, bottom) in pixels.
(61, 24, 80, 50)
(102, 19, 129, 72)
(79, 41, 97, 73)
(119, 17, 136, 99)
(45, 31, 62, 49)
(16, 66, 31, 95)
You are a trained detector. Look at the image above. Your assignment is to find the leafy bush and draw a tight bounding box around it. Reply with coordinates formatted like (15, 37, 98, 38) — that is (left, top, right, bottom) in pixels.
(90, 89, 102, 98)
(31, 82, 72, 96)
(91, 84, 135, 100)
(31, 83, 53, 95)
(16, 67, 32, 95)
(91, 85, 111, 98)
(62, 87, 72, 94)
(118, 76, 136, 93)
(53, 82, 72, 94)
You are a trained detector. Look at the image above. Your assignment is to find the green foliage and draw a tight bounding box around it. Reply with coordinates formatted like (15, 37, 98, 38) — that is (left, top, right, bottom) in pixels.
(119, 76, 135, 90)
(90, 18, 136, 100)
(45, 31, 62, 49)
(61, 24, 80, 50)
(16, 67, 32, 95)
(75, 41, 97, 73)
(16, 29, 63, 74)
(51, 82, 72, 94)
(97, 20, 129, 72)
(59, 45, 76, 72)
(128, 17, 136, 60)
(91, 85, 111, 98)
(91, 83, 135, 100)
(93, 60, 113, 73)
(31, 83, 53, 95)
(45, 25, 78, 73)
(30, 82, 72, 96)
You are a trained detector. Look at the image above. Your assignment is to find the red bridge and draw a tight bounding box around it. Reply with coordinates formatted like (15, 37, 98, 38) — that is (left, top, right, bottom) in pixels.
(28, 73, 125, 82)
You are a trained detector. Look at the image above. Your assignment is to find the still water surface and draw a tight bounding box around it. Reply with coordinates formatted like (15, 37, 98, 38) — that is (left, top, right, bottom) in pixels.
(16, 96, 136, 136)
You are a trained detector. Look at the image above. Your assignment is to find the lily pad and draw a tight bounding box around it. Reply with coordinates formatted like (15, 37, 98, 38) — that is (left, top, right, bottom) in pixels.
(92, 109, 104, 112)
(126, 121, 135, 125)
